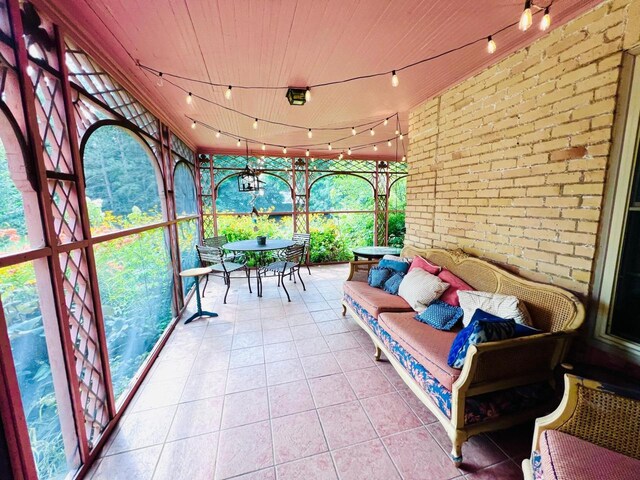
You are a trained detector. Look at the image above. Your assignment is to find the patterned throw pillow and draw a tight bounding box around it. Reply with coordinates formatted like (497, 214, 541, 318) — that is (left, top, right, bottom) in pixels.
(383, 272, 405, 295)
(368, 266, 393, 289)
(415, 300, 463, 331)
(447, 317, 516, 368)
(437, 269, 474, 306)
(397, 268, 450, 312)
(471, 309, 542, 336)
(458, 290, 532, 327)
(379, 258, 410, 274)
(408, 255, 441, 275)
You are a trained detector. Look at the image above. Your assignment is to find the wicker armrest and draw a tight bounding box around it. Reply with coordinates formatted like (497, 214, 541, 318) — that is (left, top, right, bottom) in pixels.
(454, 331, 577, 397)
(346, 260, 379, 281)
(530, 374, 640, 459)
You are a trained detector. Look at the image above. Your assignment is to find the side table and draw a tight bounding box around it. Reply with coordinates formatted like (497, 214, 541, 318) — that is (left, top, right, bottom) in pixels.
(180, 267, 218, 324)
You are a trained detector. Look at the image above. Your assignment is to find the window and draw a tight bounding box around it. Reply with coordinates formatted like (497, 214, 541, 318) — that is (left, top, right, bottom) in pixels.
(216, 173, 292, 214)
(595, 52, 640, 358)
(174, 161, 197, 217)
(174, 162, 199, 296)
(83, 124, 163, 234)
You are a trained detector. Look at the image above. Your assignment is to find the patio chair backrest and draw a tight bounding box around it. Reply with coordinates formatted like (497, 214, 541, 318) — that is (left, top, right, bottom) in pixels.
(203, 235, 228, 248)
(292, 233, 311, 247)
(196, 244, 224, 266)
(284, 243, 306, 264)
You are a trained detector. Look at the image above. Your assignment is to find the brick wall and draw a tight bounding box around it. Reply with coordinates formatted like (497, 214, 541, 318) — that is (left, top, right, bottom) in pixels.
(406, 0, 640, 297)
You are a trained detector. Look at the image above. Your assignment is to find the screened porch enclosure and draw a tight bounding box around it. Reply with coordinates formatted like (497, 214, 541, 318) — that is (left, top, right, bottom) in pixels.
(198, 154, 407, 262)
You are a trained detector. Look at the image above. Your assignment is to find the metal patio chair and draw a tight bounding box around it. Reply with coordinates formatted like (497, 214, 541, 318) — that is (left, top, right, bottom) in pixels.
(196, 244, 251, 304)
(292, 232, 311, 275)
(203, 235, 246, 263)
(258, 243, 306, 302)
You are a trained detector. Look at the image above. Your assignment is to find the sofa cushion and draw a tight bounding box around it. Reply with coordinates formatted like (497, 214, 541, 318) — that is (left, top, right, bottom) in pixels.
(408, 255, 441, 275)
(377, 312, 460, 391)
(415, 300, 463, 331)
(437, 269, 474, 306)
(379, 258, 410, 274)
(540, 430, 640, 480)
(368, 266, 393, 288)
(459, 290, 532, 327)
(343, 281, 413, 318)
(383, 271, 406, 295)
(447, 315, 516, 369)
(398, 269, 450, 312)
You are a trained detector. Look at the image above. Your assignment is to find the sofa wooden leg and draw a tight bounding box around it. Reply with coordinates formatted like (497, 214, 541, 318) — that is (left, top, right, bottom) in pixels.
(341, 303, 347, 316)
(374, 345, 382, 361)
(450, 439, 463, 467)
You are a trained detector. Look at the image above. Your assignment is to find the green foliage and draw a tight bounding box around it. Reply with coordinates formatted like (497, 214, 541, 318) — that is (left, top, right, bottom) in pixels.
(217, 174, 293, 213)
(309, 174, 374, 211)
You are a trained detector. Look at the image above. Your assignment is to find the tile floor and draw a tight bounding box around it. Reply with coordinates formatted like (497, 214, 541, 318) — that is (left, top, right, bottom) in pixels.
(87, 264, 532, 480)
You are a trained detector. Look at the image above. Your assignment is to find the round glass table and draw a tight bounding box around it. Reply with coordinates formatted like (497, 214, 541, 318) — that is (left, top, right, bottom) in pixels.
(352, 246, 402, 260)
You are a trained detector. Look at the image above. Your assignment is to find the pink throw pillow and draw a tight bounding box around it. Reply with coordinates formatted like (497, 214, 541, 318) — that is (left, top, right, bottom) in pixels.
(408, 255, 441, 275)
(438, 269, 474, 306)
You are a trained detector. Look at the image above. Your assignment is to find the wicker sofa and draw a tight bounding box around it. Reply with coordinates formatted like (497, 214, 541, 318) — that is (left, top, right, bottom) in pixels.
(522, 374, 640, 479)
(341, 246, 585, 465)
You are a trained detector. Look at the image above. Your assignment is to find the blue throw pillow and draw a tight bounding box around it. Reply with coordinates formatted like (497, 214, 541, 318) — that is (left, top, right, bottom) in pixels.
(379, 258, 410, 274)
(368, 266, 393, 288)
(470, 309, 541, 337)
(415, 300, 463, 331)
(447, 318, 516, 369)
(383, 272, 405, 295)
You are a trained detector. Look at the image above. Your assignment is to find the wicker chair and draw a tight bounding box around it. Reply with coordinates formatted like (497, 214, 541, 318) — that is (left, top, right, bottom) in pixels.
(258, 243, 306, 302)
(342, 247, 586, 465)
(292, 233, 311, 275)
(196, 244, 251, 304)
(203, 235, 245, 263)
(522, 374, 640, 479)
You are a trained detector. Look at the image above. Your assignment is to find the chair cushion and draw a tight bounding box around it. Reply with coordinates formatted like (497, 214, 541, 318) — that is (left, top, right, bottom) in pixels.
(540, 430, 640, 480)
(343, 281, 413, 318)
(437, 269, 474, 307)
(377, 312, 460, 391)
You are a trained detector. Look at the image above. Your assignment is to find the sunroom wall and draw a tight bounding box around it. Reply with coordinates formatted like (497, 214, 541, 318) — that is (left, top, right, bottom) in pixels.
(405, 0, 640, 298)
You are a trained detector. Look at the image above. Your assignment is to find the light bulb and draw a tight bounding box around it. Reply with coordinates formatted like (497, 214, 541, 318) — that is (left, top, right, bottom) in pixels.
(157, 72, 164, 87)
(236, 139, 241, 147)
(339, 153, 343, 160)
(306, 149, 310, 157)
(391, 70, 399, 87)
(373, 145, 378, 151)
(387, 140, 392, 147)
(399, 133, 404, 140)
(261, 143, 266, 151)
(487, 36, 496, 54)
(395, 128, 399, 135)
(261, 155, 265, 161)
(351, 127, 356, 136)
(282, 146, 287, 154)
(348, 147, 352, 155)
(402, 155, 406, 161)
(191, 121, 197, 129)
(540, 7, 551, 31)
(216, 130, 221, 138)
(519, 0, 532, 31)
(328, 143, 332, 151)
(384, 118, 389, 126)
(305, 87, 311, 102)
(370, 128, 375, 136)
(253, 118, 258, 129)
(308, 129, 313, 139)
(186, 92, 193, 105)
(225, 85, 232, 100)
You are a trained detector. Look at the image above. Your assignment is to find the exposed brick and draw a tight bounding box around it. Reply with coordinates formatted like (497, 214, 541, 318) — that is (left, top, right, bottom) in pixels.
(550, 146, 588, 162)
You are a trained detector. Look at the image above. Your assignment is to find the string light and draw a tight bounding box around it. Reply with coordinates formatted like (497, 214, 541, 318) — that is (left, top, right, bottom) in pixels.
(373, 145, 378, 151)
(348, 147, 352, 155)
(328, 143, 332, 150)
(352, 127, 357, 136)
(370, 128, 375, 136)
(282, 146, 287, 154)
(387, 140, 392, 147)
(191, 120, 197, 129)
(306, 149, 310, 157)
(305, 87, 311, 102)
(384, 118, 389, 126)
(157, 72, 164, 87)
(402, 155, 406, 161)
(216, 130, 221, 138)
(540, 7, 551, 31)
(395, 128, 400, 135)
(399, 133, 404, 140)
(338, 153, 344, 160)
(519, 0, 532, 31)
(186, 92, 193, 104)
(225, 85, 232, 100)
(308, 129, 313, 139)
(253, 118, 259, 129)
(487, 36, 496, 54)
(261, 143, 266, 150)
(236, 139, 242, 147)
(391, 70, 399, 87)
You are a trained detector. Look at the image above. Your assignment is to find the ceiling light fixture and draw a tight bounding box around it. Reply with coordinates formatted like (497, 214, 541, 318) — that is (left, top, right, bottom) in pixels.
(286, 87, 307, 105)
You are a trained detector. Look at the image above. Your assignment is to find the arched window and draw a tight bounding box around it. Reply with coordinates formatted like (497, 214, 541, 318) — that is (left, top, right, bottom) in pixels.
(82, 124, 164, 234)
(174, 161, 197, 217)
(309, 174, 374, 211)
(216, 173, 292, 214)
(388, 177, 407, 247)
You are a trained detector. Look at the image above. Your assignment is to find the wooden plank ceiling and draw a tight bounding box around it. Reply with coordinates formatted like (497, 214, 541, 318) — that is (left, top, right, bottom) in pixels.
(37, 0, 602, 159)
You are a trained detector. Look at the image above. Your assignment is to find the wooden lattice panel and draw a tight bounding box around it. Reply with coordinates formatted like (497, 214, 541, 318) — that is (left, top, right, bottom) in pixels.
(60, 249, 109, 448)
(171, 133, 194, 163)
(48, 179, 83, 244)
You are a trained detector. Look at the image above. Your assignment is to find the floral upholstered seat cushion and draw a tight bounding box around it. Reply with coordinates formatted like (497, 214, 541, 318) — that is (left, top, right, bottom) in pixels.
(343, 281, 413, 318)
(377, 311, 461, 391)
(540, 430, 640, 480)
